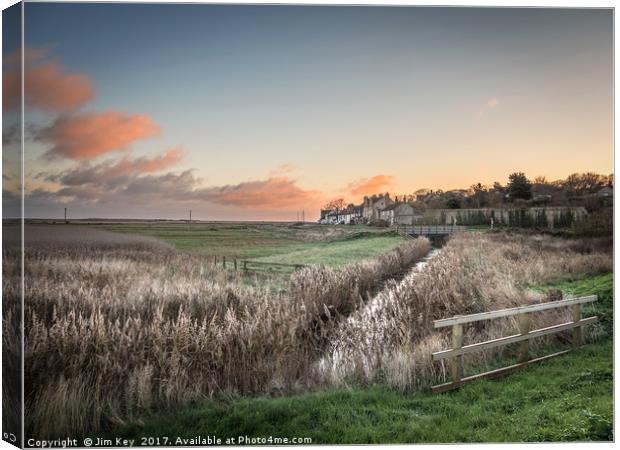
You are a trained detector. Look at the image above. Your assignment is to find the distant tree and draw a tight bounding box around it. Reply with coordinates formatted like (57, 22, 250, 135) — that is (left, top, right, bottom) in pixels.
(470, 183, 488, 208)
(533, 175, 548, 185)
(446, 197, 462, 209)
(492, 182, 504, 192)
(323, 198, 345, 211)
(507, 172, 532, 200)
(563, 172, 607, 195)
(414, 188, 430, 196)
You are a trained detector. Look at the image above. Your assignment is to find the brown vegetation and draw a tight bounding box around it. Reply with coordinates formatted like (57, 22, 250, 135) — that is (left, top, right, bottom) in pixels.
(4, 226, 611, 438)
(3, 226, 430, 438)
(321, 232, 612, 391)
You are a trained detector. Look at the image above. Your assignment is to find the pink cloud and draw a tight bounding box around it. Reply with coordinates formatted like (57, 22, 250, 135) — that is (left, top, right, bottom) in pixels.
(198, 177, 322, 210)
(58, 147, 184, 186)
(106, 147, 184, 177)
(348, 174, 396, 196)
(37, 111, 161, 160)
(3, 47, 94, 112)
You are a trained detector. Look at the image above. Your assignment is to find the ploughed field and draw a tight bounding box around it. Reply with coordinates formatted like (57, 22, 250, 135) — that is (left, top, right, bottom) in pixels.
(2, 222, 613, 442)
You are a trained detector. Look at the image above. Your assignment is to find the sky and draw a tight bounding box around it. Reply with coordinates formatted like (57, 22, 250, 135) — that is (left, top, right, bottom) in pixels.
(2, 3, 614, 220)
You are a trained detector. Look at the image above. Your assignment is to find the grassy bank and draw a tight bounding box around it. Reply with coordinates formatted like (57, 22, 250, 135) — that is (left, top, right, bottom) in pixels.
(250, 234, 404, 268)
(112, 273, 613, 443)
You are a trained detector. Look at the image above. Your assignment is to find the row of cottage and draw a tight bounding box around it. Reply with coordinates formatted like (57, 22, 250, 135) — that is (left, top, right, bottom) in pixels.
(319, 194, 395, 225)
(319, 194, 588, 228)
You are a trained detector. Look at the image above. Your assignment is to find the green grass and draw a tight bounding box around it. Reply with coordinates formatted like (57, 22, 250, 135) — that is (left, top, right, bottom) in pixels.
(541, 273, 613, 334)
(110, 273, 613, 443)
(94, 223, 310, 257)
(111, 343, 612, 443)
(94, 222, 405, 268)
(95, 223, 402, 259)
(250, 235, 404, 268)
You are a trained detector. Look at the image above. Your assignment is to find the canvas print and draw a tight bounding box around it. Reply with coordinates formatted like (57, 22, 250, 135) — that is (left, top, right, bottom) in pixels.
(1, 1, 614, 447)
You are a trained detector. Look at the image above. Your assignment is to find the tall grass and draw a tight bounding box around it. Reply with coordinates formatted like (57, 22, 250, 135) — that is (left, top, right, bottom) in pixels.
(4, 226, 431, 438)
(6, 226, 611, 438)
(320, 232, 612, 391)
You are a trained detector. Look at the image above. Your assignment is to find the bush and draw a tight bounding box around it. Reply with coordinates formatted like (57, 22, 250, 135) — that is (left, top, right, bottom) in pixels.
(368, 219, 390, 227)
(572, 209, 612, 237)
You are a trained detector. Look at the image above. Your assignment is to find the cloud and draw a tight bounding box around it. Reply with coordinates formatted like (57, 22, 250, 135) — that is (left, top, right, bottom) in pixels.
(121, 170, 197, 197)
(347, 174, 396, 196)
(37, 111, 161, 160)
(30, 170, 198, 206)
(2, 124, 19, 146)
(30, 170, 323, 212)
(55, 147, 184, 186)
(479, 97, 499, 116)
(3, 47, 94, 112)
(269, 164, 297, 176)
(54, 185, 104, 201)
(103, 147, 183, 177)
(196, 177, 322, 209)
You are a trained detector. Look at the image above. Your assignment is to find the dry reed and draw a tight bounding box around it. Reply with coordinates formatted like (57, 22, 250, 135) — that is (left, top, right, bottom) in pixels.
(3, 226, 431, 438)
(4, 226, 610, 438)
(320, 231, 612, 390)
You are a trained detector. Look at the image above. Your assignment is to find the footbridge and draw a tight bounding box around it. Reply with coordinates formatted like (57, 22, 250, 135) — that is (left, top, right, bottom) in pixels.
(397, 225, 465, 238)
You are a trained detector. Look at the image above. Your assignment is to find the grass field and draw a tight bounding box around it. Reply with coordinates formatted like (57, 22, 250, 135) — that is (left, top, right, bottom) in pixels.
(112, 273, 613, 443)
(250, 234, 405, 268)
(91, 222, 406, 269)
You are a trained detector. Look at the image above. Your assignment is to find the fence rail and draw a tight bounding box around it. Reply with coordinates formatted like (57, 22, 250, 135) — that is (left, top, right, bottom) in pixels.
(210, 255, 307, 272)
(397, 225, 466, 236)
(431, 295, 598, 393)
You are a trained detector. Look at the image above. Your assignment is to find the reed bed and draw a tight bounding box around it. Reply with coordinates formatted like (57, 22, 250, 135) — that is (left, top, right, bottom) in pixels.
(4, 226, 611, 438)
(320, 232, 612, 391)
(3, 226, 431, 438)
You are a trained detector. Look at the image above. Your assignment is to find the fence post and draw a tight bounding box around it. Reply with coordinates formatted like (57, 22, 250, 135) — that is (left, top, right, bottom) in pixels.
(517, 313, 530, 363)
(243, 260, 247, 272)
(223, 256, 226, 268)
(234, 259, 237, 270)
(451, 323, 463, 384)
(572, 304, 582, 348)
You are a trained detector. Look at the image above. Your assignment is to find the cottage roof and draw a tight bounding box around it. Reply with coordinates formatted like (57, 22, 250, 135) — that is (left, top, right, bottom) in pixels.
(379, 203, 399, 212)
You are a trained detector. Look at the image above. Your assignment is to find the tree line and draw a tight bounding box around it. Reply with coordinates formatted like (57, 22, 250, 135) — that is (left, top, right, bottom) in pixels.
(323, 172, 613, 213)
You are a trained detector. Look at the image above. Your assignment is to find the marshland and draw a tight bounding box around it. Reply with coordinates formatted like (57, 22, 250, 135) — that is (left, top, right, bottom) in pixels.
(2, 222, 613, 442)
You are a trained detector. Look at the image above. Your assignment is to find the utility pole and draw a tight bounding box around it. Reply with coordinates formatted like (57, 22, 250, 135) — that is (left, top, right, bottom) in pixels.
(64, 207, 68, 224)
(302, 210, 305, 223)
(189, 209, 192, 224)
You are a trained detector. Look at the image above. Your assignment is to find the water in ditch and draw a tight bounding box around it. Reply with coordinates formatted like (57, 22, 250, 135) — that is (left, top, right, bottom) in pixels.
(318, 245, 442, 377)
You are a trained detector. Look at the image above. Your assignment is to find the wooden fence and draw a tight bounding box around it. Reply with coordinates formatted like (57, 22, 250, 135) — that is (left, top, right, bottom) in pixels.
(211, 255, 306, 273)
(431, 295, 598, 393)
(397, 225, 466, 236)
